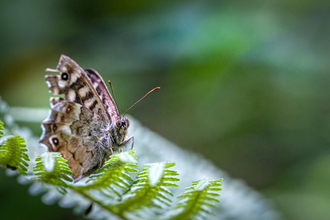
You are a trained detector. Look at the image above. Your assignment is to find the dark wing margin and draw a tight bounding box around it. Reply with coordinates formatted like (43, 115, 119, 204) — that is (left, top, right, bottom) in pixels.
(84, 68, 121, 122)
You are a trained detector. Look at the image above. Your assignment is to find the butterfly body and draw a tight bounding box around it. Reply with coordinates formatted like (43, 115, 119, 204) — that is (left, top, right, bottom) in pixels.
(39, 55, 132, 181)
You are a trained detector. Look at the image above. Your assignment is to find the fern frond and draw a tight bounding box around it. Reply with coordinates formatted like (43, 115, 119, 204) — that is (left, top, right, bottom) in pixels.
(113, 162, 179, 218)
(0, 122, 30, 175)
(32, 152, 73, 194)
(168, 178, 222, 220)
(0, 121, 3, 137)
(74, 150, 138, 198)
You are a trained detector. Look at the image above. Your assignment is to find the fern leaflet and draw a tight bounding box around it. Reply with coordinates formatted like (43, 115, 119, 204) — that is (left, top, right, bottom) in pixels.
(169, 178, 222, 220)
(0, 119, 223, 220)
(0, 121, 3, 137)
(33, 152, 73, 194)
(74, 150, 138, 198)
(0, 121, 30, 175)
(112, 162, 179, 218)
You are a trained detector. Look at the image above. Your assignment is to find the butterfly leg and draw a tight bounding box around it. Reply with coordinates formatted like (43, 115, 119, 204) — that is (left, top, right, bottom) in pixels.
(122, 136, 134, 149)
(73, 175, 83, 183)
(129, 136, 134, 149)
(96, 160, 104, 173)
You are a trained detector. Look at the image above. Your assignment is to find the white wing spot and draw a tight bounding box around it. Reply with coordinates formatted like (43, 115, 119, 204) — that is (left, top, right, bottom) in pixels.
(59, 66, 67, 73)
(53, 88, 59, 95)
(46, 81, 51, 88)
(61, 125, 71, 134)
(68, 90, 76, 101)
(71, 73, 78, 83)
(58, 80, 66, 88)
(84, 97, 96, 108)
(50, 97, 60, 107)
(78, 86, 89, 97)
(93, 82, 98, 89)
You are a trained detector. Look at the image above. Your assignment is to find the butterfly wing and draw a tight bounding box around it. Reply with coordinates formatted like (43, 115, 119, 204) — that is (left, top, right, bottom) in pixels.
(40, 55, 117, 180)
(45, 55, 118, 123)
(84, 68, 134, 149)
(84, 68, 120, 121)
(40, 100, 109, 180)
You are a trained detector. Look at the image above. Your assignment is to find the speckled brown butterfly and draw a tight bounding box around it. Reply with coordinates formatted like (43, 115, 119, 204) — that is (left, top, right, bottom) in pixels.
(39, 55, 159, 181)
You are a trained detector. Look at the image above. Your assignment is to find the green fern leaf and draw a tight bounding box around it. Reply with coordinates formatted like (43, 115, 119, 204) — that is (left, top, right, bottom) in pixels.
(0, 121, 3, 137)
(32, 152, 73, 194)
(113, 161, 179, 218)
(168, 178, 222, 220)
(0, 122, 30, 175)
(74, 150, 138, 198)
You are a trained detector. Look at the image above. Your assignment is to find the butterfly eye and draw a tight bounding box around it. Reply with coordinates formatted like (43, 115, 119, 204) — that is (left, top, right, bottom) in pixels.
(126, 119, 129, 128)
(53, 124, 57, 131)
(52, 137, 59, 146)
(116, 121, 121, 129)
(121, 119, 126, 126)
(61, 72, 69, 80)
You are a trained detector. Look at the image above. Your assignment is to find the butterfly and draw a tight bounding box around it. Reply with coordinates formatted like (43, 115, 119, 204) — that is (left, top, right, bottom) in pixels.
(39, 55, 135, 181)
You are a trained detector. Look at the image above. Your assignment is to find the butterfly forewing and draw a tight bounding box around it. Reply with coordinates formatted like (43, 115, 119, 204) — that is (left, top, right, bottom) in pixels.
(45, 55, 110, 123)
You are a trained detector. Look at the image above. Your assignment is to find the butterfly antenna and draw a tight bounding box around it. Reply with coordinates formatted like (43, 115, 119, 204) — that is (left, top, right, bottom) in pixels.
(123, 87, 161, 116)
(108, 80, 118, 107)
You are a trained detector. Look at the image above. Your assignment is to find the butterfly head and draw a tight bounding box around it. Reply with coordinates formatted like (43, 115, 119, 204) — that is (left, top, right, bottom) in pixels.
(117, 117, 130, 134)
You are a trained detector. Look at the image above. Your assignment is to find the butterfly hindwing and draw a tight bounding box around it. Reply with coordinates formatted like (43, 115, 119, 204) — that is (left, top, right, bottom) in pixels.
(40, 101, 108, 180)
(84, 68, 121, 121)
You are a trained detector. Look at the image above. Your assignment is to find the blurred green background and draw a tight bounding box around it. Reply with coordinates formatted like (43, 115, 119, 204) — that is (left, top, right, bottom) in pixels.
(1, 0, 330, 219)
